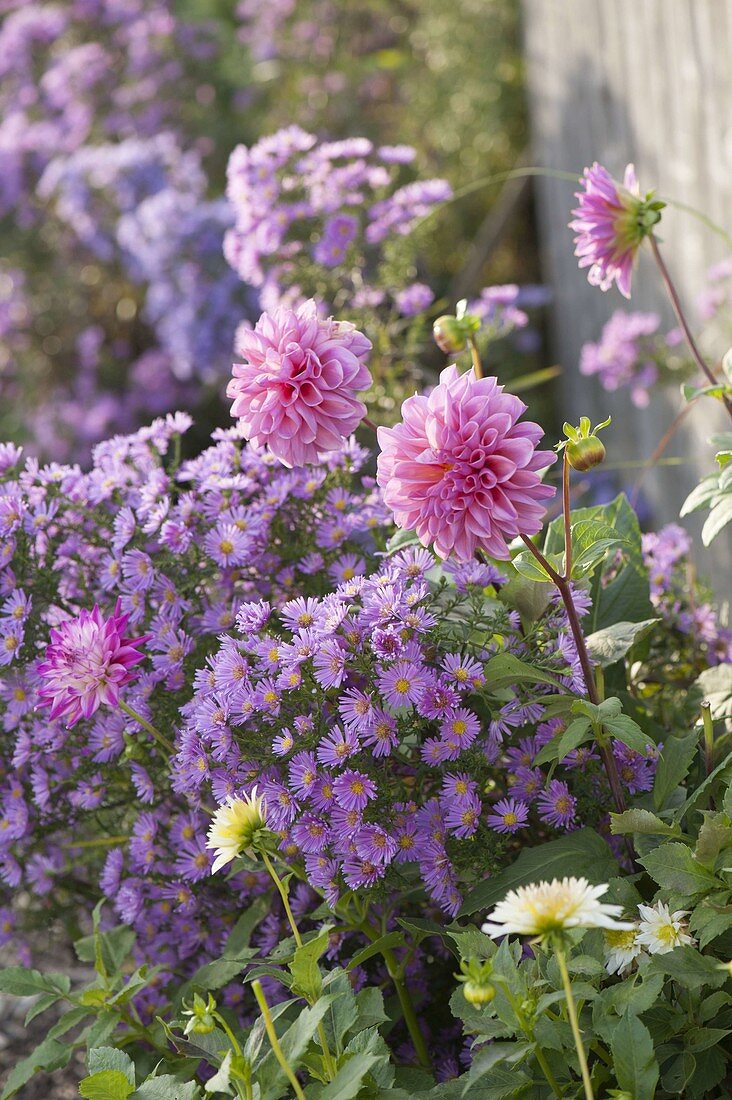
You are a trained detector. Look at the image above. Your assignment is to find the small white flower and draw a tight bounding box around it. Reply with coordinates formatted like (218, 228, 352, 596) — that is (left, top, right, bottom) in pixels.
(481, 876, 634, 939)
(636, 901, 695, 955)
(206, 788, 267, 874)
(603, 926, 642, 975)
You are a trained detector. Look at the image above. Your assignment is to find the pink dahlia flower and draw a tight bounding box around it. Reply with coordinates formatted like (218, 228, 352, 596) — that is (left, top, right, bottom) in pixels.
(376, 365, 555, 561)
(227, 299, 372, 467)
(38, 601, 149, 728)
(570, 163, 660, 299)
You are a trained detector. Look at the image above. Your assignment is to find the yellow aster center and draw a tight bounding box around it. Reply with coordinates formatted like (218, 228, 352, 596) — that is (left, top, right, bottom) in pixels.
(452, 719, 467, 735)
(503, 812, 518, 826)
(350, 780, 365, 795)
(394, 678, 410, 695)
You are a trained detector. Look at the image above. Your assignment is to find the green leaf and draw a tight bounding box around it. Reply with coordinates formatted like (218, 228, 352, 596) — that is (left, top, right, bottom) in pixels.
(353, 987, 388, 1032)
(459, 828, 618, 916)
(176, 948, 257, 1007)
(511, 547, 560, 583)
(0, 1037, 72, 1099)
(79, 1071, 135, 1100)
(533, 716, 592, 766)
(574, 495, 653, 631)
(223, 895, 270, 957)
(702, 495, 732, 545)
(460, 1042, 531, 1096)
(258, 997, 335, 1096)
(610, 808, 679, 837)
(584, 618, 659, 666)
(653, 730, 699, 810)
(317, 1053, 380, 1099)
(482, 652, 568, 693)
(639, 842, 719, 897)
(24, 992, 60, 1025)
(569, 520, 627, 578)
(346, 931, 403, 972)
(88, 1048, 135, 1085)
(681, 475, 720, 516)
(647, 946, 728, 990)
(695, 663, 732, 721)
(74, 924, 135, 977)
(611, 1011, 659, 1100)
(602, 714, 655, 754)
(0, 967, 70, 998)
(289, 926, 331, 1002)
(204, 1050, 233, 1096)
(132, 1078, 202, 1100)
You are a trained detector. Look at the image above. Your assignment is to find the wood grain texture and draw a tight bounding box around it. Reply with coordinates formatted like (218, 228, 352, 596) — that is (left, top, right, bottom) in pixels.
(521, 0, 730, 584)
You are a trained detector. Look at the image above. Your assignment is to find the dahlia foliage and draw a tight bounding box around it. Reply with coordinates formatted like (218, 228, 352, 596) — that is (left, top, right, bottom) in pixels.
(0, 142, 731, 1098)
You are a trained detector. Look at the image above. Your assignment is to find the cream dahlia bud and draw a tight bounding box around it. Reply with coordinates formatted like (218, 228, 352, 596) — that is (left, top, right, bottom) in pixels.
(182, 993, 217, 1036)
(456, 958, 496, 1006)
(206, 788, 268, 873)
(432, 299, 481, 354)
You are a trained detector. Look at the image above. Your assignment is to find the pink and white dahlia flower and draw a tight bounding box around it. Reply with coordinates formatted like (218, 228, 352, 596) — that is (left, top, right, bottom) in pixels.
(38, 601, 149, 728)
(570, 162, 660, 299)
(376, 365, 555, 561)
(227, 299, 372, 467)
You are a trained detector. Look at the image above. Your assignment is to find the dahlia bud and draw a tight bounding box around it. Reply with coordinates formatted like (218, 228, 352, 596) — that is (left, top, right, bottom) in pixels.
(433, 315, 467, 354)
(558, 416, 611, 473)
(463, 980, 496, 1006)
(432, 299, 481, 354)
(182, 992, 217, 1036)
(455, 957, 496, 1007)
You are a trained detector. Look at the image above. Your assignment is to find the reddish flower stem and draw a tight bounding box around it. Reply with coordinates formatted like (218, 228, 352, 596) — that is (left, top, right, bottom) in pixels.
(649, 234, 732, 421)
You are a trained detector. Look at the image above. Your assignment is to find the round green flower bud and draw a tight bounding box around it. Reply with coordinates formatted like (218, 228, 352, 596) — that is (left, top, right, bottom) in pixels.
(433, 315, 467, 354)
(463, 980, 496, 1006)
(566, 435, 606, 472)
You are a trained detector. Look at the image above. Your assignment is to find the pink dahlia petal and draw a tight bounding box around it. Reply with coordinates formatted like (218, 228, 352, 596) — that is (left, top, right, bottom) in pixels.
(227, 299, 373, 467)
(377, 366, 556, 562)
(37, 603, 149, 729)
(569, 162, 652, 299)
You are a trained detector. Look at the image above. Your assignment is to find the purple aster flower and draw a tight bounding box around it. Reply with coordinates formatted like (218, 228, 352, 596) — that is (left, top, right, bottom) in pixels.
(332, 769, 377, 811)
(378, 660, 428, 709)
(485, 797, 529, 834)
(361, 709, 398, 757)
(536, 779, 577, 829)
(204, 523, 250, 567)
(37, 600, 148, 727)
(395, 283, 434, 316)
(570, 163, 662, 299)
(354, 824, 397, 865)
(445, 794, 482, 838)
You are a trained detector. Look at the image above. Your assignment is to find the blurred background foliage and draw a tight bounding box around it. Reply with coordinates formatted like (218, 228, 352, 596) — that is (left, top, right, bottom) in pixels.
(0, 0, 550, 461)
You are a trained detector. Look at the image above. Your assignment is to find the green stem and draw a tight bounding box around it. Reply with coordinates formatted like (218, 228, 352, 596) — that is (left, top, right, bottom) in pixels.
(119, 699, 175, 754)
(496, 981, 564, 1098)
(261, 850, 337, 1081)
(468, 336, 483, 379)
(554, 942, 594, 1100)
(648, 234, 732, 421)
(252, 980, 306, 1100)
(214, 1013, 248, 1100)
(701, 700, 715, 775)
(382, 947, 431, 1070)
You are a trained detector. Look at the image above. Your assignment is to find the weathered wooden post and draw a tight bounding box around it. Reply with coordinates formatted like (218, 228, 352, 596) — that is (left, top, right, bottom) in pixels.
(522, 0, 730, 583)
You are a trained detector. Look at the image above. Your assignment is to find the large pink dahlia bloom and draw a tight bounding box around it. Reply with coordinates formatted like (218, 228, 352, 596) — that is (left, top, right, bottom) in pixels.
(376, 366, 555, 561)
(570, 163, 650, 299)
(38, 601, 149, 727)
(227, 299, 372, 467)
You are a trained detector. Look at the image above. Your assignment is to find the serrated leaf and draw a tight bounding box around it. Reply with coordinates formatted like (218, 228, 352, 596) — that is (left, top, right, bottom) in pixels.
(79, 1071, 135, 1100)
(0, 967, 70, 998)
(289, 926, 331, 1002)
(533, 716, 592, 766)
(132, 1078, 202, 1099)
(702, 495, 732, 545)
(681, 475, 721, 516)
(585, 618, 659, 666)
(204, 1050, 233, 1095)
(346, 931, 403, 972)
(88, 1048, 135, 1085)
(603, 713, 655, 754)
(610, 808, 679, 837)
(318, 1052, 380, 1099)
(482, 652, 568, 693)
(640, 842, 719, 897)
(653, 730, 699, 810)
(459, 828, 618, 916)
(611, 1011, 659, 1099)
(648, 945, 728, 989)
(0, 1037, 71, 1099)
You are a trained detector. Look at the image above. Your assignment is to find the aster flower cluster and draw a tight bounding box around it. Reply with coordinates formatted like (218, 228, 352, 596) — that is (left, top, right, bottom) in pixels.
(224, 126, 452, 311)
(0, 411, 391, 1013)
